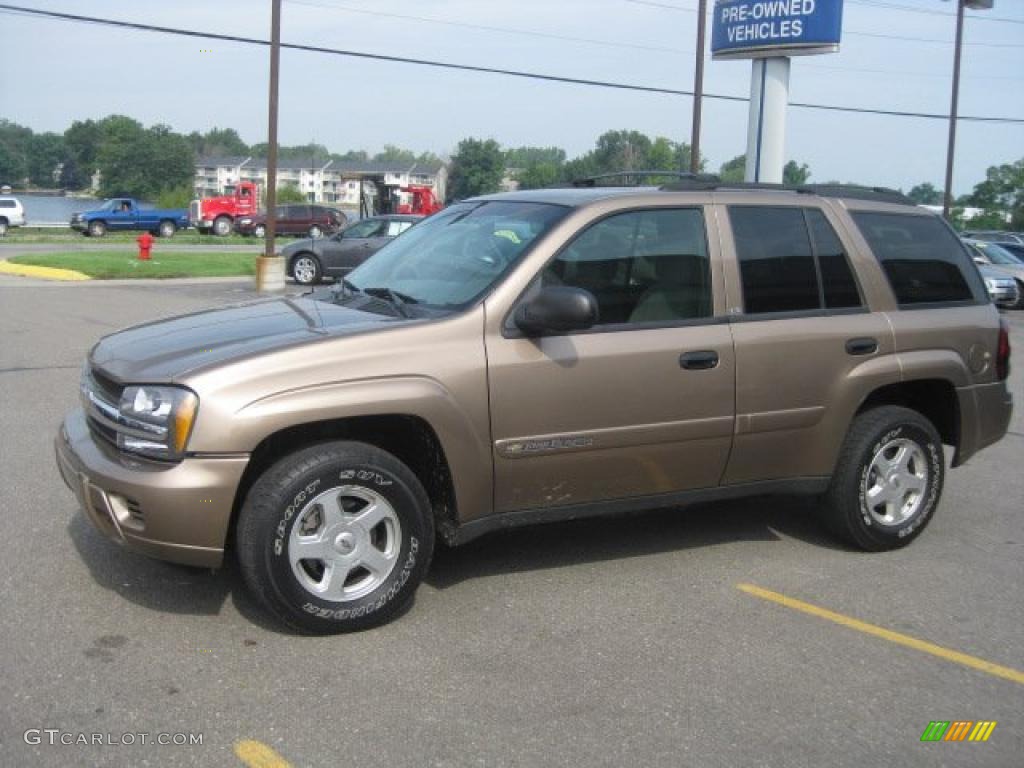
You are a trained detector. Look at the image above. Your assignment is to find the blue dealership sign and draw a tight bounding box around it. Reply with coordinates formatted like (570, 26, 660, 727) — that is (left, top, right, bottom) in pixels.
(711, 0, 844, 59)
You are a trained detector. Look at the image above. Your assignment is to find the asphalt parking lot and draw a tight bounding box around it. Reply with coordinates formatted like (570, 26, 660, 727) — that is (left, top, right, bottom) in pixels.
(1, 277, 1021, 768)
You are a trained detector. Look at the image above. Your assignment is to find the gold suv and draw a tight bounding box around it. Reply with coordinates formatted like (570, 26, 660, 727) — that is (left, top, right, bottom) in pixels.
(56, 180, 1013, 632)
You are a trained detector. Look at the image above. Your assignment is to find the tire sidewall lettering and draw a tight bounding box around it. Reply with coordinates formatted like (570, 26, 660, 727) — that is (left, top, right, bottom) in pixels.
(271, 463, 422, 624)
(857, 423, 941, 539)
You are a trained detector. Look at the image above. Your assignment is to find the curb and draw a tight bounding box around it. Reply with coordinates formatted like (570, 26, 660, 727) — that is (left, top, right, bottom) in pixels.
(0, 261, 91, 281)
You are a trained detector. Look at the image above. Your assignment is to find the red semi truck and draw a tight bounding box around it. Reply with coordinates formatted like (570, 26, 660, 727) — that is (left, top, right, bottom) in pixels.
(190, 181, 259, 236)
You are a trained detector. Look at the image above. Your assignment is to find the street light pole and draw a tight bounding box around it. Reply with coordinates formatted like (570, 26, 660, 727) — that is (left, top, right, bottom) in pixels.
(690, 0, 708, 174)
(942, 0, 993, 221)
(256, 0, 284, 292)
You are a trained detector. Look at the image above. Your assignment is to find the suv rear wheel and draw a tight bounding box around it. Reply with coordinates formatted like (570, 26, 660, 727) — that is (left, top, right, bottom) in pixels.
(823, 406, 944, 551)
(237, 441, 434, 634)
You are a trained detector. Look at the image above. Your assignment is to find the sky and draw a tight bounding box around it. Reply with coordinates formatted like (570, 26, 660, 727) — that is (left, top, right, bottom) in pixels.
(0, 0, 1022, 195)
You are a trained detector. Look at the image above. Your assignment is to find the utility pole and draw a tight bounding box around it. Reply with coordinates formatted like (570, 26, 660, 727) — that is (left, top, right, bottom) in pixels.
(943, 0, 994, 221)
(257, 0, 284, 292)
(690, 0, 708, 174)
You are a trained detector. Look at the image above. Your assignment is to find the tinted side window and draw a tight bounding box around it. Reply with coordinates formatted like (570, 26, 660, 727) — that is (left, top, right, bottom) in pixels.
(730, 207, 818, 314)
(806, 209, 861, 308)
(0, 200, 15, 208)
(852, 212, 980, 305)
(543, 208, 711, 326)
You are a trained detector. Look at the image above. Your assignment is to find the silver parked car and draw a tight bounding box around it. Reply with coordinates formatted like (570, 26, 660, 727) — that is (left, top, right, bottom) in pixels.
(965, 239, 1024, 309)
(282, 214, 423, 285)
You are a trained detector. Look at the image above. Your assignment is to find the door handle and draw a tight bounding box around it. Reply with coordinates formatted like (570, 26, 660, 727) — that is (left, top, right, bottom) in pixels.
(679, 350, 719, 370)
(845, 337, 878, 356)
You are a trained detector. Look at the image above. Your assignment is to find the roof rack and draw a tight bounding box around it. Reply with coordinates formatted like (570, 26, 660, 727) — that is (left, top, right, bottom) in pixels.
(569, 171, 720, 188)
(658, 179, 913, 206)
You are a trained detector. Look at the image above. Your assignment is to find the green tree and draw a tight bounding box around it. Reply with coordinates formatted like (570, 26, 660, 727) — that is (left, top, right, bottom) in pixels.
(156, 185, 195, 209)
(188, 127, 249, 158)
(373, 145, 417, 164)
(907, 182, 943, 206)
(63, 119, 104, 188)
(0, 119, 33, 185)
(505, 146, 566, 169)
(448, 138, 505, 200)
(275, 184, 307, 203)
(967, 158, 1024, 229)
(515, 163, 562, 190)
(98, 121, 193, 200)
(719, 154, 746, 182)
(718, 155, 810, 184)
(27, 133, 66, 186)
(783, 160, 811, 185)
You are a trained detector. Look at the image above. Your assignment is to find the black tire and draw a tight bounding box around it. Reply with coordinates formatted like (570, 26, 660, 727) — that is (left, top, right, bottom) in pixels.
(823, 406, 944, 551)
(158, 220, 176, 238)
(237, 441, 434, 633)
(0, 218, 8, 236)
(290, 253, 322, 285)
(253, 224, 266, 239)
(1014, 280, 1024, 310)
(212, 216, 232, 237)
(88, 220, 106, 237)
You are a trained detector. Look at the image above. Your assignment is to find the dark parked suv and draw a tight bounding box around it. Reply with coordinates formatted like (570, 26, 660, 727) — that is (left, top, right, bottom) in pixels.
(282, 214, 422, 285)
(236, 204, 347, 238)
(57, 180, 1012, 633)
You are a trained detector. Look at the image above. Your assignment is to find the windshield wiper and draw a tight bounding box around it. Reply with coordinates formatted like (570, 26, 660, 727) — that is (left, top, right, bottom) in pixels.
(362, 287, 418, 318)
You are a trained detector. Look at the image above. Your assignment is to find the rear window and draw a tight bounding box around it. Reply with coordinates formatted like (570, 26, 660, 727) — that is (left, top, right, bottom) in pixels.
(0, 200, 16, 208)
(852, 212, 984, 305)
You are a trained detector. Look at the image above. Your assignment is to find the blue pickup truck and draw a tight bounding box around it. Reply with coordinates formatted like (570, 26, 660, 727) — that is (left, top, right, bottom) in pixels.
(70, 198, 190, 238)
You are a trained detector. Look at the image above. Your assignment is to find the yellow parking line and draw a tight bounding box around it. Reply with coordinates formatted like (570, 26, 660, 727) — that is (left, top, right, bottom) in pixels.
(737, 583, 1024, 686)
(234, 739, 293, 768)
(0, 261, 90, 281)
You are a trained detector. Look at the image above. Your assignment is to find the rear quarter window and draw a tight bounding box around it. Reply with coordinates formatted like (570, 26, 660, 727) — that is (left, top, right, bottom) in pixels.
(851, 212, 985, 305)
(0, 200, 15, 208)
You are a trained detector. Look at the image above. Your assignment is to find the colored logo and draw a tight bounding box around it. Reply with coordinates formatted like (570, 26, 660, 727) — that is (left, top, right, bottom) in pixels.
(920, 721, 997, 742)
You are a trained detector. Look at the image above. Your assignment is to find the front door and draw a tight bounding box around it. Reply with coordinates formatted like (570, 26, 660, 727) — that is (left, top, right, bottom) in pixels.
(485, 206, 736, 513)
(322, 218, 389, 275)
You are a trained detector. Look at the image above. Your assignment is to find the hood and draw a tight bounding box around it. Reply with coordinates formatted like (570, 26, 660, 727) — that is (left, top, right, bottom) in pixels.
(978, 264, 1016, 280)
(90, 296, 403, 382)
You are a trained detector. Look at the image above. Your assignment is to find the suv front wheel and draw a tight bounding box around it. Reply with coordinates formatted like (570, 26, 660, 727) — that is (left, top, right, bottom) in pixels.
(824, 406, 945, 551)
(237, 441, 434, 633)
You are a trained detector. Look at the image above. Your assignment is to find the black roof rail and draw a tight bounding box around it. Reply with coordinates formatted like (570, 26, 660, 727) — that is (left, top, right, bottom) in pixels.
(569, 171, 720, 188)
(658, 179, 914, 205)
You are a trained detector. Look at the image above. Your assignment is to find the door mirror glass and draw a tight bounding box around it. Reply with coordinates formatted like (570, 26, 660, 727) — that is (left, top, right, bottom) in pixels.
(514, 286, 598, 336)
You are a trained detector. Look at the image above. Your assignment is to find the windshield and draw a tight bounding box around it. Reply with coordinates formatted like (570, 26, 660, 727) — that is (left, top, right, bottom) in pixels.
(341, 201, 568, 309)
(977, 242, 1022, 266)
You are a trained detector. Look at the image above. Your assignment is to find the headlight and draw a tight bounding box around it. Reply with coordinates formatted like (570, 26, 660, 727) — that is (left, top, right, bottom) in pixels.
(117, 385, 198, 459)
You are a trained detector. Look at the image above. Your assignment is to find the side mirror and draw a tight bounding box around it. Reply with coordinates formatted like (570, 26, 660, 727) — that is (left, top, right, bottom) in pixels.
(514, 286, 598, 336)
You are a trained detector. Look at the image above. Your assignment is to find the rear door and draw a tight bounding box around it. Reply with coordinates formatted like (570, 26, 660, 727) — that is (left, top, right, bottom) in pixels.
(717, 201, 896, 483)
(486, 205, 736, 512)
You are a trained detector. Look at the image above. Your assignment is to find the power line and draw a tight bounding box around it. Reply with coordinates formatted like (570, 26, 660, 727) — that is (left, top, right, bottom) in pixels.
(287, 0, 686, 55)
(1, 4, 1022, 125)
(625, 0, 1024, 28)
(289, 0, 1024, 79)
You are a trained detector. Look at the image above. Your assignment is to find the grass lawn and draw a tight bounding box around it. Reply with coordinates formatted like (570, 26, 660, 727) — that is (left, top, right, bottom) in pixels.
(8, 250, 259, 279)
(3, 228, 259, 246)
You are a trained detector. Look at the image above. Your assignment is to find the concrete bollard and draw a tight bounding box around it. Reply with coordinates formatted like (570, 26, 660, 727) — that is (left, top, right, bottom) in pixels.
(255, 256, 286, 294)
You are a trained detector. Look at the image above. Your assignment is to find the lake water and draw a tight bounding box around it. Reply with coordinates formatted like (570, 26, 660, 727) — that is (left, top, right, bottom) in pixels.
(16, 194, 101, 226)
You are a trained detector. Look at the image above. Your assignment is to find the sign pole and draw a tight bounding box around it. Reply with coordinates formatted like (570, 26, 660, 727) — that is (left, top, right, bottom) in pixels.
(744, 56, 790, 184)
(690, 0, 708, 174)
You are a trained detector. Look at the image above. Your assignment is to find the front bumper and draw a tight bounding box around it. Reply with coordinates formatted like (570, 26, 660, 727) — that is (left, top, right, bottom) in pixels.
(55, 408, 248, 568)
(70, 220, 87, 232)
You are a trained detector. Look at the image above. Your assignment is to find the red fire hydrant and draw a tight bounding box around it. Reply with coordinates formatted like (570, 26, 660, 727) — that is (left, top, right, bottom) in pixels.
(136, 231, 154, 261)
